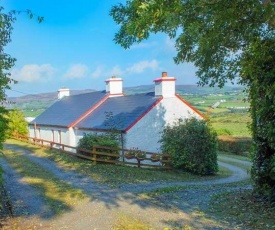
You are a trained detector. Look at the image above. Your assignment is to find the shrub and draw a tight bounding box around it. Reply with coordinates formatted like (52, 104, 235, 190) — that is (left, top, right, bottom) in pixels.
(160, 118, 218, 175)
(218, 136, 252, 156)
(77, 133, 120, 161)
(5, 109, 28, 138)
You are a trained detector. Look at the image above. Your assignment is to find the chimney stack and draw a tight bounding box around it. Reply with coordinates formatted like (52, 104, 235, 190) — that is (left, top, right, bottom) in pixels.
(58, 88, 70, 100)
(105, 76, 123, 97)
(154, 72, 176, 98)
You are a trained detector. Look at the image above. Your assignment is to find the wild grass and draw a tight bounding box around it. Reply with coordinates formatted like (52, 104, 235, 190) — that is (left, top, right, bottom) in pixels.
(1, 149, 87, 215)
(113, 213, 153, 230)
(5, 139, 231, 188)
(209, 190, 275, 229)
(210, 113, 251, 137)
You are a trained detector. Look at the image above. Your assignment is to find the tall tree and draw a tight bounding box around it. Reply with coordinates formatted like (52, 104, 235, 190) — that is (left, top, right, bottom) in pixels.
(110, 0, 275, 199)
(0, 5, 16, 149)
(0, 5, 43, 148)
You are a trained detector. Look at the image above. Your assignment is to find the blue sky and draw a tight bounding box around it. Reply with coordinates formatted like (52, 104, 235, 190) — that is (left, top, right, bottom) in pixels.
(3, 0, 198, 97)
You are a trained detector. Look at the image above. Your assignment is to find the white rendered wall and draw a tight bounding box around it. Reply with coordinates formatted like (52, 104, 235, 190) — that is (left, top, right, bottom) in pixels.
(125, 96, 203, 152)
(28, 126, 70, 146)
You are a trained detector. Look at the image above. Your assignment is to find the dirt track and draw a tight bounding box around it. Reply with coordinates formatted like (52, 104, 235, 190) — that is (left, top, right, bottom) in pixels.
(0, 143, 251, 229)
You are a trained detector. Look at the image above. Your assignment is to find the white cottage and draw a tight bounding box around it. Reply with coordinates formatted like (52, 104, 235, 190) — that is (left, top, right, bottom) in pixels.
(29, 72, 204, 152)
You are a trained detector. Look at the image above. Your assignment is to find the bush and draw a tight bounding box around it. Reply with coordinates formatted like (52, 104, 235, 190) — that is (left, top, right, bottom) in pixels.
(77, 133, 120, 161)
(5, 109, 28, 138)
(218, 136, 252, 156)
(160, 118, 218, 175)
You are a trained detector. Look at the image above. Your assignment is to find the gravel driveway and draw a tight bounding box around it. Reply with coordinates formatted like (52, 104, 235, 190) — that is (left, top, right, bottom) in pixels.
(0, 143, 251, 229)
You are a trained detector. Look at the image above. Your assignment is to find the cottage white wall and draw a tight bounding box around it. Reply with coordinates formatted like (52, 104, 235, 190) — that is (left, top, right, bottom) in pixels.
(125, 96, 203, 152)
(28, 126, 71, 146)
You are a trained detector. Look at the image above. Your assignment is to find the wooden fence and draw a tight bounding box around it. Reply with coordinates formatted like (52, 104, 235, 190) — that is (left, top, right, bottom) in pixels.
(13, 134, 172, 169)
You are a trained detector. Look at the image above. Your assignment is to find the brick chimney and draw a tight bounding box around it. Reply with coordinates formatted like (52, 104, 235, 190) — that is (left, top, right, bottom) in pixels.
(58, 88, 70, 99)
(154, 72, 176, 98)
(105, 76, 123, 97)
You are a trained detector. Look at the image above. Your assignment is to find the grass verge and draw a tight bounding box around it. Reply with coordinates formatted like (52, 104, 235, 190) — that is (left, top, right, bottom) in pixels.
(5, 139, 231, 188)
(1, 149, 87, 215)
(0, 162, 13, 227)
(209, 189, 275, 229)
(218, 154, 251, 172)
(218, 152, 251, 161)
(113, 213, 153, 230)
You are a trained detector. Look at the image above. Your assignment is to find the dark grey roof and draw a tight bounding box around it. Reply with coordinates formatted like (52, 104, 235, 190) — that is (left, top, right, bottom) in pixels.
(32, 91, 106, 127)
(76, 92, 161, 131)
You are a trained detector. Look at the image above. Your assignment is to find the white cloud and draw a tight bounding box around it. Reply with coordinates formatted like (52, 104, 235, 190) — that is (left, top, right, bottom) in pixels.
(125, 60, 159, 74)
(91, 60, 159, 80)
(91, 66, 105, 79)
(64, 64, 88, 79)
(11, 64, 55, 83)
(110, 65, 124, 76)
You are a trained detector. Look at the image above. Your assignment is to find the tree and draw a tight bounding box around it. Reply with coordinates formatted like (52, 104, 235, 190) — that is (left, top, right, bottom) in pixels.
(0, 6, 17, 149)
(110, 0, 275, 198)
(5, 109, 28, 137)
(0, 6, 43, 148)
(160, 118, 218, 175)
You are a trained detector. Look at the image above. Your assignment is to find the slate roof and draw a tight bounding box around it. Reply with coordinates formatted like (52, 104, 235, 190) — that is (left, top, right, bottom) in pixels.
(31, 91, 107, 127)
(77, 92, 161, 131)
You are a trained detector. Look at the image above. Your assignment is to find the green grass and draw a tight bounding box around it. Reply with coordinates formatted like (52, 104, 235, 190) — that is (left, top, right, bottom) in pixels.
(113, 212, 153, 230)
(1, 149, 87, 215)
(218, 152, 251, 162)
(218, 152, 252, 174)
(182, 94, 252, 137)
(6, 139, 231, 188)
(210, 113, 251, 137)
(209, 190, 275, 229)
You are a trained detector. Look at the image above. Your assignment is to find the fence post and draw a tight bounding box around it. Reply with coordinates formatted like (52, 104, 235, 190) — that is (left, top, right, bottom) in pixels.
(137, 159, 141, 168)
(92, 146, 97, 164)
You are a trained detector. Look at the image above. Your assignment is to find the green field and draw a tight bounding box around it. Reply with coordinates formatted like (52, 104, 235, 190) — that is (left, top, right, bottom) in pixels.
(182, 93, 251, 137)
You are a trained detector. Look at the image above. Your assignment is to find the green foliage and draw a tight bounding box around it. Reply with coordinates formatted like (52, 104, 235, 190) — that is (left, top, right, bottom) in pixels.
(111, 0, 275, 87)
(0, 108, 8, 149)
(0, 165, 3, 185)
(0, 6, 17, 149)
(5, 109, 28, 137)
(218, 136, 252, 156)
(160, 118, 218, 175)
(77, 133, 120, 161)
(240, 38, 275, 199)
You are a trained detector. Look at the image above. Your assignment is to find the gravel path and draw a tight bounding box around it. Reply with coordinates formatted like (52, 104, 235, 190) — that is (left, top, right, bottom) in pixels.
(0, 143, 252, 229)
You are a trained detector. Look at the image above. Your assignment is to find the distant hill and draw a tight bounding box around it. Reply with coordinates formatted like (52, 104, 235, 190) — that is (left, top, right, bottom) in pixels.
(6, 84, 244, 116)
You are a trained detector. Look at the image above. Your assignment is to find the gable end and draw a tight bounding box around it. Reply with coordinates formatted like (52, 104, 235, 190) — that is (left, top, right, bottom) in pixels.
(175, 94, 205, 119)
